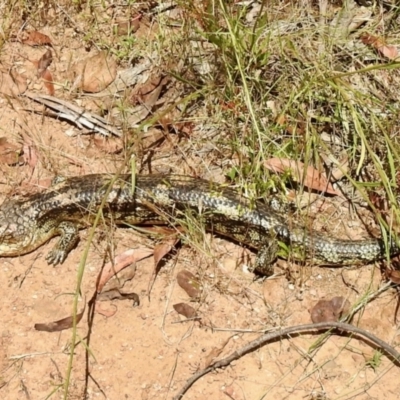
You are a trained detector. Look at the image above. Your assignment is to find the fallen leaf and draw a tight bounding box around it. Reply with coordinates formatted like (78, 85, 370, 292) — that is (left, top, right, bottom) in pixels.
(223, 384, 246, 400)
(276, 114, 286, 126)
(71, 51, 117, 93)
(97, 289, 140, 305)
(34, 302, 85, 332)
(94, 302, 118, 317)
(97, 248, 153, 292)
(310, 300, 336, 322)
(176, 270, 202, 299)
(42, 69, 55, 95)
(386, 269, 400, 284)
(130, 74, 163, 105)
(310, 296, 350, 323)
(127, 73, 170, 126)
(203, 336, 234, 368)
(0, 70, 27, 96)
(148, 236, 180, 295)
(93, 135, 123, 154)
(17, 178, 53, 196)
(37, 49, 53, 77)
(361, 34, 398, 60)
(264, 157, 340, 195)
(154, 238, 179, 269)
(173, 303, 198, 319)
(115, 15, 141, 36)
(20, 30, 52, 46)
(319, 150, 349, 181)
(0, 138, 23, 165)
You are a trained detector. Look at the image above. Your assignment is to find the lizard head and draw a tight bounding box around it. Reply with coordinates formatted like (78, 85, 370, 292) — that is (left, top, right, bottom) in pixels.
(0, 202, 32, 256)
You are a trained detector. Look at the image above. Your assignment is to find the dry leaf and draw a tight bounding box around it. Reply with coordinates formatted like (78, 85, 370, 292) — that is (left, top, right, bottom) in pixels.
(154, 238, 179, 269)
(223, 384, 245, 400)
(147, 236, 180, 295)
(94, 302, 118, 317)
(310, 299, 336, 323)
(130, 74, 163, 103)
(361, 34, 399, 60)
(264, 157, 340, 195)
(97, 289, 140, 305)
(97, 248, 153, 292)
(173, 303, 198, 319)
(203, 336, 234, 368)
(20, 30, 52, 46)
(17, 178, 53, 196)
(0, 71, 27, 96)
(93, 135, 123, 154)
(115, 15, 141, 36)
(37, 49, 53, 77)
(176, 270, 202, 298)
(0, 138, 23, 165)
(71, 51, 117, 93)
(21, 135, 39, 175)
(276, 114, 286, 126)
(34, 302, 85, 332)
(319, 150, 349, 181)
(42, 69, 55, 95)
(310, 296, 350, 323)
(386, 269, 400, 284)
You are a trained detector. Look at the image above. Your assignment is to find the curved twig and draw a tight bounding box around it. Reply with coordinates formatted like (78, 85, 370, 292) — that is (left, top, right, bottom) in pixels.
(173, 321, 400, 400)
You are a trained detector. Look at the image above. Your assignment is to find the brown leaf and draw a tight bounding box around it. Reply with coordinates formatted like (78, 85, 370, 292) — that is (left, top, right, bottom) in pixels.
(34, 302, 85, 332)
(319, 150, 349, 181)
(310, 300, 336, 323)
(331, 296, 350, 316)
(145, 226, 181, 235)
(115, 15, 141, 36)
(264, 157, 340, 195)
(176, 270, 202, 298)
(310, 296, 350, 323)
(361, 33, 386, 47)
(147, 236, 180, 295)
(93, 135, 123, 154)
(203, 336, 234, 368)
(0, 138, 23, 165)
(129, 74, 169, 111)
(71, 51, 117, 93)
(17, 178, 53, 196)
(94, 302, 118, 317)
(130, 75, 162, 103)
(97, 289, 140, 307)
(173, 303, 198, 319)
(37, 49, 53, 77)
(378, 44, 398, 60)
(361, 33, 398, 60)
(20, 31, 52, 46)
(154, 238, 179, 269)
(42, 69, 55, 95)
(387, 269, 400, 284)
(275, 114, 286, 126)
(0, 70, 27, 96)
(97, 248, 153, 292)
(22, 143, 39, 170)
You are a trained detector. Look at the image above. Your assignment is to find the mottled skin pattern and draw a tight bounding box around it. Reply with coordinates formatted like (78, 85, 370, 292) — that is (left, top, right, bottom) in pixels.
(0, 174, 398, 275)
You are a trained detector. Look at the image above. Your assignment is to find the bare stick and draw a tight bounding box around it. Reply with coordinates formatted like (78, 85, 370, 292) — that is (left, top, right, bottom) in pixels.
(173, 321, 400, 400)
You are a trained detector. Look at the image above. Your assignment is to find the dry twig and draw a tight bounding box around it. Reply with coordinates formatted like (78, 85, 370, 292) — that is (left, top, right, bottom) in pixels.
(173, 321, 400, 400)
